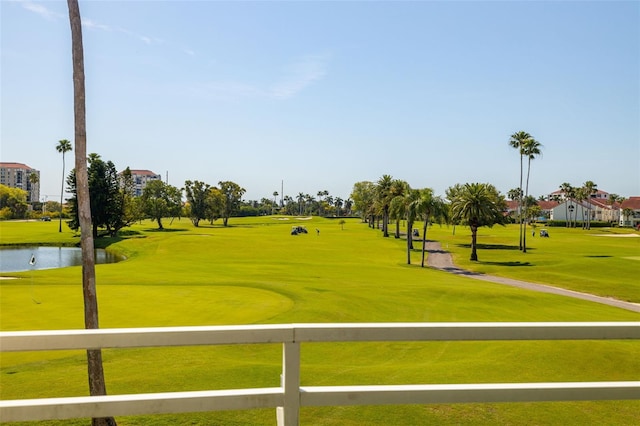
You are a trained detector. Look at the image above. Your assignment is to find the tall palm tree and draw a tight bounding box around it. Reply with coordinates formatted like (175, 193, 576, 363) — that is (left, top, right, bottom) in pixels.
(450, 183, 506, 261)
(403, 188, 421, 264)
(582, 180, 597, 229)
(334, 197, 343, 217)
(509, 131, 533, 250)
(28, 172, 39, 204)
(414, 189, 448, 267)
(66, 1, 115, 425)
(56, 139, 73, 232)
(521, 138, 542, 252)
(375, 174, 394, 237)
(272, 191, 278, 215)
(607, 193, 620, 225)
(389, 180, 408, 238)
(559, 182, 573, 227)
(296, 192, 305, 215)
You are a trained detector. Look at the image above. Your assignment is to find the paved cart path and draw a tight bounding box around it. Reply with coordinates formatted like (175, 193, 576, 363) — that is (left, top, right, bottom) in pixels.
(424, 241, 640, 313)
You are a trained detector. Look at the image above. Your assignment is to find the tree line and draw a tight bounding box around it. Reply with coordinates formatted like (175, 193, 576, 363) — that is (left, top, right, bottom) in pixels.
(61, 153, 248, 237)
(350, 176, 507, 263)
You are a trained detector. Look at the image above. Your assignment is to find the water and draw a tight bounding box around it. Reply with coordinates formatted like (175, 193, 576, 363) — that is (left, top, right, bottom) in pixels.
(0, 246, 123, 273)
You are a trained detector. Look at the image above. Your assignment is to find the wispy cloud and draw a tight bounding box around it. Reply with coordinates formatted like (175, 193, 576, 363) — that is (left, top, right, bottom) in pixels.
(20, 0, 63, 20)
(269, 55, 328, 100)
(199, 54, 330, 102)
(19, 0, 192, 54)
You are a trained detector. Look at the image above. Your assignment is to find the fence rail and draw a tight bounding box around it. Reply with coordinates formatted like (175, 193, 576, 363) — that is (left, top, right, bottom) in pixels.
(1, 322, 639, 425)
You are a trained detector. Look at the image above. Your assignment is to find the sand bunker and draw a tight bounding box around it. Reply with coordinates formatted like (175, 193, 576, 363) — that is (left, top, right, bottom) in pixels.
(592, 234, 639, 238)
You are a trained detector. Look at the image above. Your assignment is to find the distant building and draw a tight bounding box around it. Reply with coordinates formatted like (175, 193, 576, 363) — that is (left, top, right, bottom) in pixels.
(125, 169, 162, 196)
(619, 197, 640, 228)
(548, 189, 611, 201)
(0, 162, 40, 203)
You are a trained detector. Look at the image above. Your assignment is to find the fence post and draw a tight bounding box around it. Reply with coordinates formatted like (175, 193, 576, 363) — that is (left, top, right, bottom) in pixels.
(277, 341, 300, 426)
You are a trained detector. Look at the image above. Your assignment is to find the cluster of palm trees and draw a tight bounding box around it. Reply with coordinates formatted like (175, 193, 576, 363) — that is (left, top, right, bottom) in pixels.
(509, 131, 542, 253)
(557, 181, 605, 229)
(351, 176, 507, 264)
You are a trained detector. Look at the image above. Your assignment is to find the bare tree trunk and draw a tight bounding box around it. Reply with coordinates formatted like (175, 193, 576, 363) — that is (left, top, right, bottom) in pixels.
(67, 1, 116, 425)
(470, 222, 478, 261)
(420, 215, 429, 267)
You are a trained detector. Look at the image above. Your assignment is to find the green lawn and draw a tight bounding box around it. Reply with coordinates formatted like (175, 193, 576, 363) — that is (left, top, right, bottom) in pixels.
(423, 223, 640, 303)
(1, 217, 639, 425)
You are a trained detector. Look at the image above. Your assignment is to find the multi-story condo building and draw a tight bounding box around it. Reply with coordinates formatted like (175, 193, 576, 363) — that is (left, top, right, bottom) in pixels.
(127, 169, 162, 196)
(0, 162, 40, 203)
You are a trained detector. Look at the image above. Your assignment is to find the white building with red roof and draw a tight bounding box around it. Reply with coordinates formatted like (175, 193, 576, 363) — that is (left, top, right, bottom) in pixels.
(619, 197, 640, 228)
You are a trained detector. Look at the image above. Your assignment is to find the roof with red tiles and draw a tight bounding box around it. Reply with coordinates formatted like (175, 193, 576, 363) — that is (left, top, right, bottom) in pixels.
(127, 170, 160, 176)
(621, 197, 640, 210)
(0, 162, 34, 170)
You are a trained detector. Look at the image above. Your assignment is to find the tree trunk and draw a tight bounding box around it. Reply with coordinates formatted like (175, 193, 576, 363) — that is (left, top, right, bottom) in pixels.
(59, 154, 65, 232)
(67, 1, 116, 425)
(406, 220, 412, 265)
(518, 154, 523, 250)
(383, 206, 389, 237)
(420, 216, 429, 267)
(470, 223, 478, 261)
(157, 217, 164, 229)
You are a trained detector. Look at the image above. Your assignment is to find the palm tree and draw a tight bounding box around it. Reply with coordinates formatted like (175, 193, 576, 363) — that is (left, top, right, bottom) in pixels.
(403, 188, 421, 264)
(56, 139, 73, 232)
(607, 193, 620, 224)
(389, 180, 408, 238)
(521, 138, 542, 252)
(414, 189, 448, 267)
(509, 131, 533, 250)
(559, 182, 573, 227)
(272, 191, 278, 215)
(28, 172, 39, 204)
(450, 183, 506, 261)
(582, 180, 597, 229)
(375, 175, 394, 237)
(67, 1, 115, 424)
(334, 197, 343, 217)
(296, 192, 305, 215)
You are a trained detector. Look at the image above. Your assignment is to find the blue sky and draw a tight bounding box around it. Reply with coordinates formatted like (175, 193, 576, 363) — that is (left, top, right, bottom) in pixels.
(2, 0, 639, 203)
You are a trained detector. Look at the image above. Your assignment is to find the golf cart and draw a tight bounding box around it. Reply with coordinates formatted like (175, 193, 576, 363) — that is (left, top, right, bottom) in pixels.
(540, 229, 549, 237)
(291, 225, 308, 235)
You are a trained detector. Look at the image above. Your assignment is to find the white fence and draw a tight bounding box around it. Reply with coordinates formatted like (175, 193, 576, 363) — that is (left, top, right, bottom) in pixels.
(1, 322, 639, 425)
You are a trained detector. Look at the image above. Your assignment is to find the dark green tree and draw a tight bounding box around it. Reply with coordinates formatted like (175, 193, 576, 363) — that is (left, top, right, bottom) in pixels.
(66, 154, 125, 237)
(141, 180, 182, 230)
(449, 183, 507, 261)
(184, 180, 211, 227)
(218, 180, 246, 226)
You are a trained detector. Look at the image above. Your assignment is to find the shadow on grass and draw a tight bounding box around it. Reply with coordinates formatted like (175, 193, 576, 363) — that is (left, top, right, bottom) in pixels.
(479, 261, 533, 267)
(457, 243, 523, 251)
(143, 228, 189, 233)
(93, 229, 147, 249)
(585, 255, 612, 258)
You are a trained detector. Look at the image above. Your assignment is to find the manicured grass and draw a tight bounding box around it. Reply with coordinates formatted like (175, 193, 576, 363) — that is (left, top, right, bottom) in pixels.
(1, 217, 639, 425)
(423, 223, 640, 302)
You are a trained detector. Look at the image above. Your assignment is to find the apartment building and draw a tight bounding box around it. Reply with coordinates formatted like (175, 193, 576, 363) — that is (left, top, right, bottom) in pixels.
(127, 169, 162, 196)
(0, 162, 40, 203)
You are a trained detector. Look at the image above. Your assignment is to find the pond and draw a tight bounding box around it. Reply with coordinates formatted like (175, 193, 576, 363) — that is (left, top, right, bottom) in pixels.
(0, 246, 124, 273)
